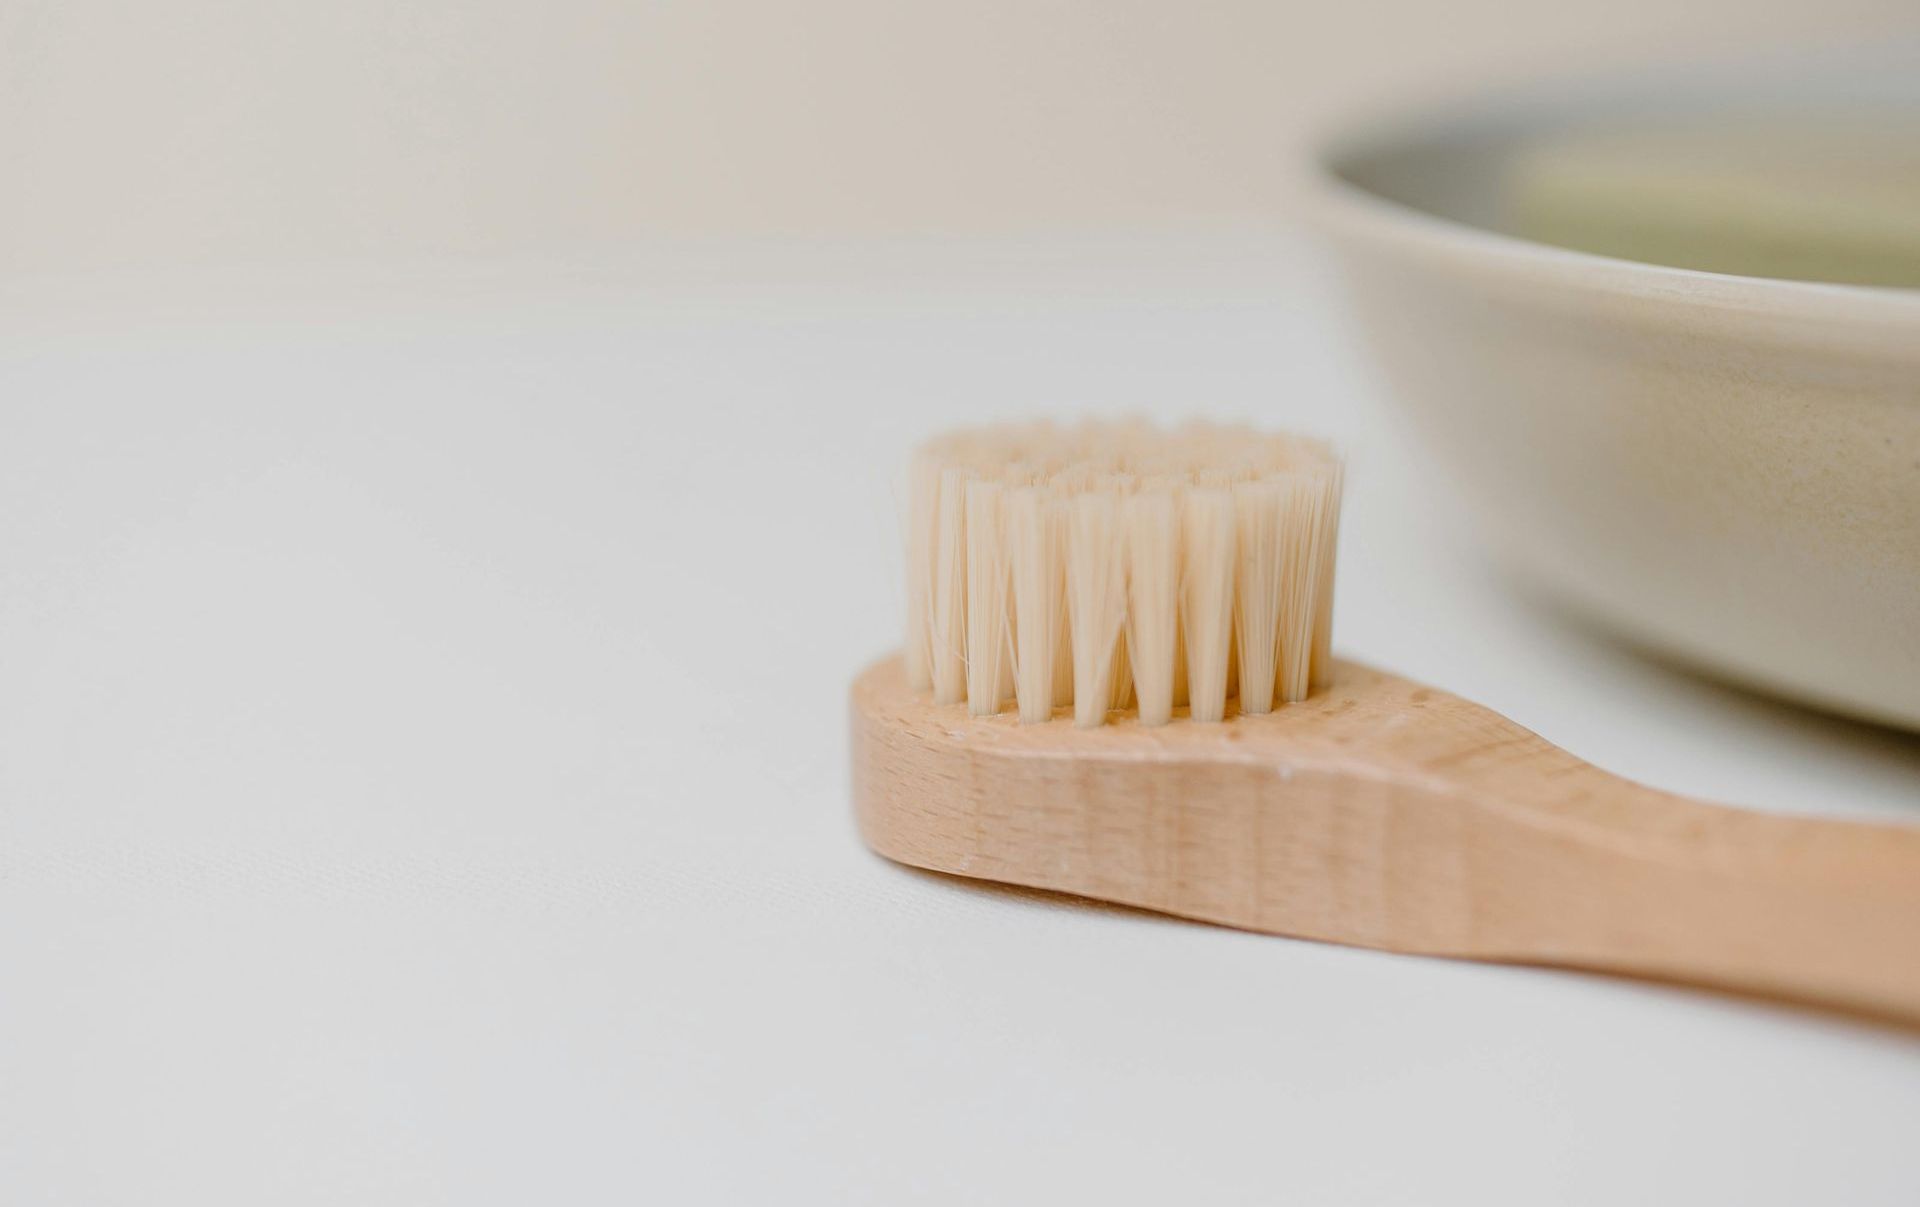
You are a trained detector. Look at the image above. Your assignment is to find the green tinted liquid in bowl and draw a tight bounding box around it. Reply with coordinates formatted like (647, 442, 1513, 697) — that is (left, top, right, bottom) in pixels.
(1506, 118, 1920, 288)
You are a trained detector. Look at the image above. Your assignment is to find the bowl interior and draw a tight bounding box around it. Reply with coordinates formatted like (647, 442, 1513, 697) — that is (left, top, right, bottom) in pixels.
(1323, 52, 1920, 289)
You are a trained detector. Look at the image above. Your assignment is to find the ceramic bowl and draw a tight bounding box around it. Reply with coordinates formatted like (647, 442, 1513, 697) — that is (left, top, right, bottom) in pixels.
(1309, 60, 1920, 730)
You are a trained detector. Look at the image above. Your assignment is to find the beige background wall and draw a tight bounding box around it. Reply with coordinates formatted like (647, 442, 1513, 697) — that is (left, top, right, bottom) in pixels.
(3, 0, 1915, 273)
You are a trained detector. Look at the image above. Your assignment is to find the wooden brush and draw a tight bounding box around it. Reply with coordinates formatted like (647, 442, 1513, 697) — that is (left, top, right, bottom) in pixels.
(853, 420, 1920, 1022)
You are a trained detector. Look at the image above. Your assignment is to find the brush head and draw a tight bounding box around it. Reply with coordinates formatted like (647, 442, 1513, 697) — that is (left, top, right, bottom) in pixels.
(904, 420, 1343, 726)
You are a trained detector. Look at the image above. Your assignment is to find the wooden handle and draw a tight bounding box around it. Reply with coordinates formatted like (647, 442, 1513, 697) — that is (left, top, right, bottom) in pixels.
(850, 654, 1920, 1023)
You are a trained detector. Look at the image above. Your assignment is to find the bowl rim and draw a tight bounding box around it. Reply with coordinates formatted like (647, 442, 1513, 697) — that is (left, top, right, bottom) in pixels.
(1303, 61, 1920, 335)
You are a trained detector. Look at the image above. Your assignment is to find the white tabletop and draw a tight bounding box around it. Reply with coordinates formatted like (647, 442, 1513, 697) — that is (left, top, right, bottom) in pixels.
(3, 229, 1916, 1204)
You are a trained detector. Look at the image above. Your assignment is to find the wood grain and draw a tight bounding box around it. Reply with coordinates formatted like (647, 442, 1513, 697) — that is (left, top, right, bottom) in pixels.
(851, 653, 1920, 1022)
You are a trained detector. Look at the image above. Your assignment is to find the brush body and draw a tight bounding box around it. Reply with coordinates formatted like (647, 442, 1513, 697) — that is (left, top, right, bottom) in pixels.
(873, 420, 1920, 1021)
(853, 654, 1920, 1023)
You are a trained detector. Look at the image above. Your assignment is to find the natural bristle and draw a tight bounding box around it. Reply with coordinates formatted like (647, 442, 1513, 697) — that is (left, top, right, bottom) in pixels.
(904, 420, 1344, 726)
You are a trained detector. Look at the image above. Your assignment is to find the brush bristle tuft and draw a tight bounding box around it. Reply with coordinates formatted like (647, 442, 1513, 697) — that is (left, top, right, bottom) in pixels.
(904, 421, 1343, 725)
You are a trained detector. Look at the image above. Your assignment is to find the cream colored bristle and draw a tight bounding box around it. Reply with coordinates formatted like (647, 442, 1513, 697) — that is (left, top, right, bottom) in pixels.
(1066, 491, 1126, 727)
(930, 467, 968, 706)
(1274, 473, 1330, 703)
(964, 480, 1010, 715)
(1309, 461, 1344, 692)
(1232, 480, 1283, 715)
(1182, 487, 1236, 722)
(1007, 486, 1061, 723)
(904, 420, 1343, 725)
(1108, 615, 1134, 713)
(1050, 509, 1075, 709)
(1124, 490, 1179, 726)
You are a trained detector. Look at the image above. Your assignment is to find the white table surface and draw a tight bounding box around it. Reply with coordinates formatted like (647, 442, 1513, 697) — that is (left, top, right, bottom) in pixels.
(2, 230, 1917, 1204)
